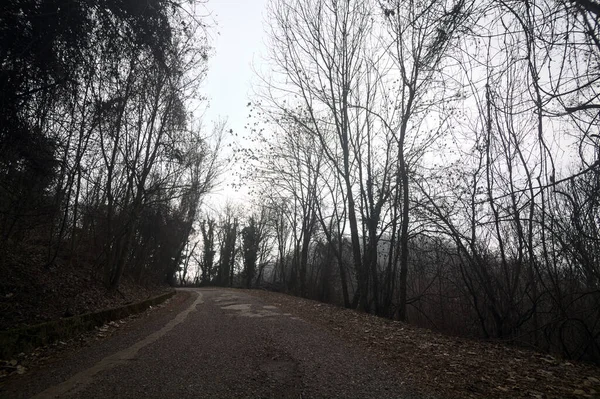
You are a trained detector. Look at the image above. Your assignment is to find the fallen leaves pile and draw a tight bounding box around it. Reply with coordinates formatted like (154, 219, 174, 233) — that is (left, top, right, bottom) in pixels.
(246, 289, 600, 399)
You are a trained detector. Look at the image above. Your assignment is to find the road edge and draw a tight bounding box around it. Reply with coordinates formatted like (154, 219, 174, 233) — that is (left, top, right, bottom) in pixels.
(0, 290, 176, 359)
(31, 290, 203, 399)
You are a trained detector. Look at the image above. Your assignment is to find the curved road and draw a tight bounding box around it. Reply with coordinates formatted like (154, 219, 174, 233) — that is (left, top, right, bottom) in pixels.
(2, 288, 420, 399)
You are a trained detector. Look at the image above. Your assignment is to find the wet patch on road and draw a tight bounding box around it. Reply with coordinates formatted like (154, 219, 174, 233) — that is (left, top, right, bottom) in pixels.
(221, 304, 252, 311)
(215, 293, 296, 319)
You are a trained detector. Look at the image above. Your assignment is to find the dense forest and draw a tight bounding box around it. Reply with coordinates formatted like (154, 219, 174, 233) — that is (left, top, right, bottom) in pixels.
(1, 0, 599, 364)
(0, 0, 221, 292)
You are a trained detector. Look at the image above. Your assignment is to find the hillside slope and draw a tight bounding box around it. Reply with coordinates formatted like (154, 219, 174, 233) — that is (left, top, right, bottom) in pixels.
(0, 245, 171, 331)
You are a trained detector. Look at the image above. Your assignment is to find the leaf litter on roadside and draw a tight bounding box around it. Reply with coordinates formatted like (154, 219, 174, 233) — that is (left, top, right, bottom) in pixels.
(246, 290, 600, 399)
(1, 296, 173, 386)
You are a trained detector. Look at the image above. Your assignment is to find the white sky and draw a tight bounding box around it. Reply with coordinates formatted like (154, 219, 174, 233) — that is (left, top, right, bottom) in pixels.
(201, 0, 269, 210)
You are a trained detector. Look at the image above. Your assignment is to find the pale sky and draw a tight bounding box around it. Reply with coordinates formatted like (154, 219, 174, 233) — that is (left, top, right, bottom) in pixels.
(202, 0, 268, 132)
(201, 0, 269, 209)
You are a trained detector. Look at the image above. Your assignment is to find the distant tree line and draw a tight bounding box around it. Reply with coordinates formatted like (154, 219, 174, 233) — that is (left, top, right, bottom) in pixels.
(0, 0, 221, 289)
(185, 204, 272, 291)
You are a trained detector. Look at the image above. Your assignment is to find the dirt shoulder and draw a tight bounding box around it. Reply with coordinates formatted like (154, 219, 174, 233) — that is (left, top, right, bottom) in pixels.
(245, 289, 600, 399)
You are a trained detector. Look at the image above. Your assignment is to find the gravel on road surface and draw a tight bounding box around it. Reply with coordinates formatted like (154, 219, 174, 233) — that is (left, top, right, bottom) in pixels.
(0, 288, 422, 399)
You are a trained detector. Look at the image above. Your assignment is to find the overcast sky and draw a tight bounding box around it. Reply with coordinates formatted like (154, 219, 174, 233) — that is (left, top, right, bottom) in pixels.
(202, 0, 268, 133)
(200, 0, 269, 208)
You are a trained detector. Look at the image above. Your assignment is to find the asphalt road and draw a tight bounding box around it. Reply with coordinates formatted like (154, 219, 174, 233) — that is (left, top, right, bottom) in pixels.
(1, 288, 418, 399)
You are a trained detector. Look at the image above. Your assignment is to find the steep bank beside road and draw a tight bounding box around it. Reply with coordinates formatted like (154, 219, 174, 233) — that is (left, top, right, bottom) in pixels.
(0, 245, 172, 332)
(246, 289, 600, 399)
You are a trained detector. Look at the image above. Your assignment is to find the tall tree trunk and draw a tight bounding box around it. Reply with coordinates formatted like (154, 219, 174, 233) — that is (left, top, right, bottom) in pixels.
(396, 151, 410, 321)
